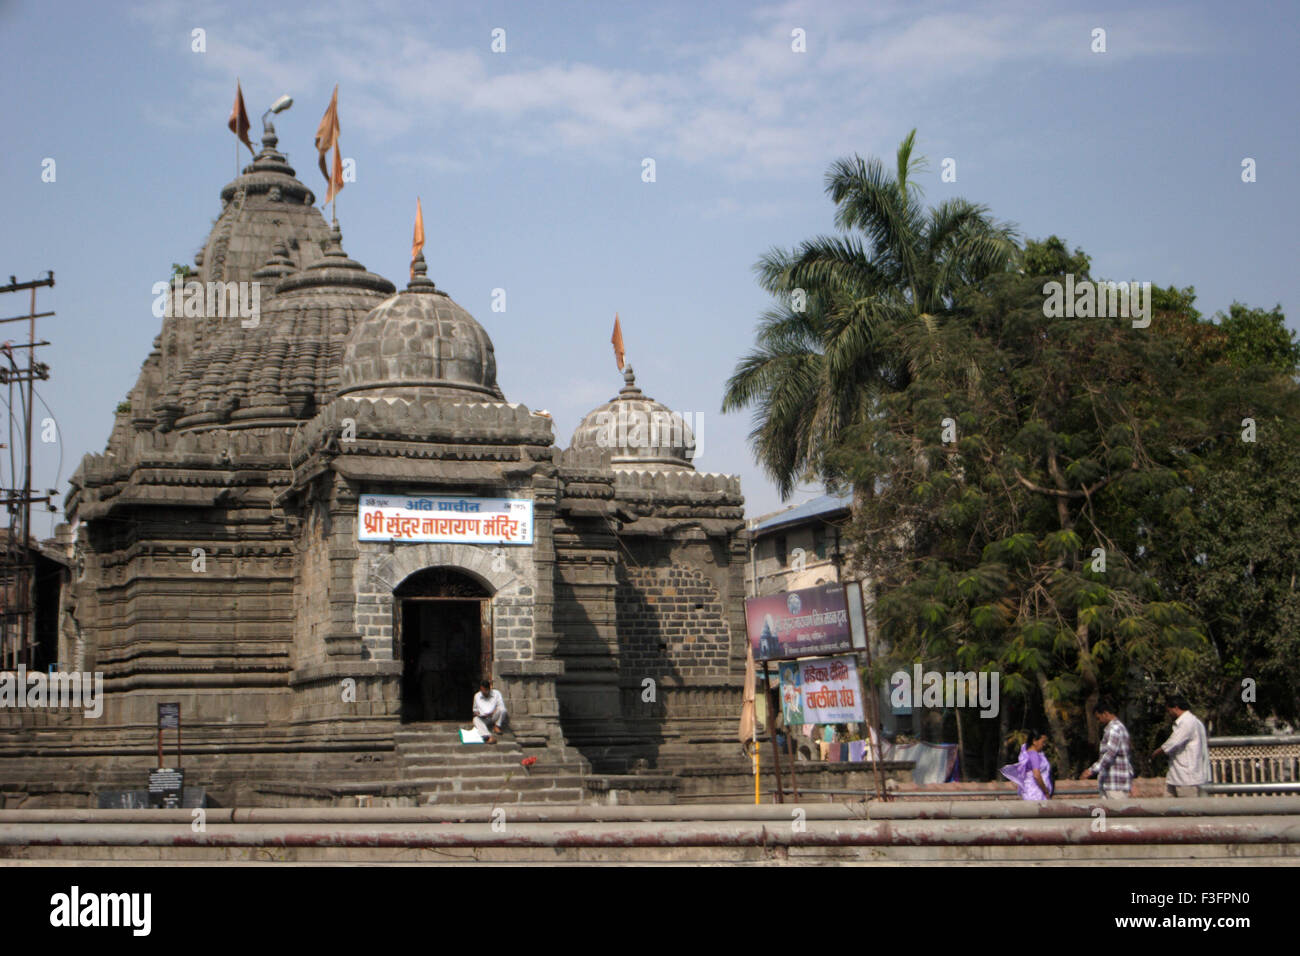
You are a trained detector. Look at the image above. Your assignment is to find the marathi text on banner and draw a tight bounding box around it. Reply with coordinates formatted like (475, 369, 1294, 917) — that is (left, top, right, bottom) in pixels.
(357, 495, 533, 545)
(745, 584, 853, 661)
(778, 655, 864, 726)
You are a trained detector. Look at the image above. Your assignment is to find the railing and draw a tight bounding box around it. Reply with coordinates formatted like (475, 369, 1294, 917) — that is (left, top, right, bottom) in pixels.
(1209, 735, 1300, 794)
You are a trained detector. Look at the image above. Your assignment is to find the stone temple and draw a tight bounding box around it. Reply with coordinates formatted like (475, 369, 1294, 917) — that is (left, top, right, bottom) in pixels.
(0, 120, 751, 807)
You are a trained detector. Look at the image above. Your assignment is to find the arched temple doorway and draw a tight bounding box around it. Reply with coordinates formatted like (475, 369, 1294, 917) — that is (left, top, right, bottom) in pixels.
(395, 567, 493, 723)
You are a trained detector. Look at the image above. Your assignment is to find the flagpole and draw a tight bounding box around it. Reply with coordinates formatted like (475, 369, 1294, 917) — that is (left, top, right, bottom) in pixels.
(234, 78, 242, 176)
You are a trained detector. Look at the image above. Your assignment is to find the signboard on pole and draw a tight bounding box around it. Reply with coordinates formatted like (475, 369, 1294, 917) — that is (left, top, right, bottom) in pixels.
(358, 495, 533, 545)
(744, 584, 852, 661)
(157, 702, 180, 730)
(778, 655, 864, 726)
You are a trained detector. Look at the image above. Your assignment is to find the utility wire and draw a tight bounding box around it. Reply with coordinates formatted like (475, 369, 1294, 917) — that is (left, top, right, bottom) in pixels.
(33, 387, 63, 537)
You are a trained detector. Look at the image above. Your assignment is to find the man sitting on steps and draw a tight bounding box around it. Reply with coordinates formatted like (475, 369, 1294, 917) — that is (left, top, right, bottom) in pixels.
(470, 679, 507, 744)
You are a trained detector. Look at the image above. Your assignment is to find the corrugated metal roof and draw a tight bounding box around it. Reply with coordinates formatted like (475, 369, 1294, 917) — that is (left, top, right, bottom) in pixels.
(751, 492, 852, 535)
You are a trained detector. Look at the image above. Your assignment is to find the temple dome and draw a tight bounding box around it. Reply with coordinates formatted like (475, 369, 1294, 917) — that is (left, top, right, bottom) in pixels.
(569, 366, 696, 471)
(152, 120, 338, 417)
(155, 224, 395, 431)
(339, 253, 503, 402)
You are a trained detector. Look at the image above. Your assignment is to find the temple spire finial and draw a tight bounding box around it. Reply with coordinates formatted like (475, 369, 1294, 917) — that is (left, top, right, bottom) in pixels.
(322, 218, 346, 259)
(406, 251, 437, 292)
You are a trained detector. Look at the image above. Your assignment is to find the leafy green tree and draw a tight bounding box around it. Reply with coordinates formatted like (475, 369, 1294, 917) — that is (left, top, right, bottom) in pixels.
(728, 140, 1300, 774)
(831, 240, 1273, 774)
(1217, 303, 1300, 374)
(1169, 437, 1300, 731)
(1143, 299, 1300, 732)
(722, 131, 1019, 498)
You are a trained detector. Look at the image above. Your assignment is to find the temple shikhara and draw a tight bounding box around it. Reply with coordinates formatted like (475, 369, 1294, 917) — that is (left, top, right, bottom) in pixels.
(0, 115, 751, 807)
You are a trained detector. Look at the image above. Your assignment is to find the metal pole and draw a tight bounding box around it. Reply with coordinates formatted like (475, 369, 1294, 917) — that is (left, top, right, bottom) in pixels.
(21, 286, 34, 668)
(752, 689, 759, 806)
(785, 726, 800, 801)
(3, 817, 1298, 849)
(6, 796, 1300, 825)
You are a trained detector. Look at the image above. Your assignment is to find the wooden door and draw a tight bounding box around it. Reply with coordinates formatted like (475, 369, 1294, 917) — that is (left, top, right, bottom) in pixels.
(479, 598, 493, 680)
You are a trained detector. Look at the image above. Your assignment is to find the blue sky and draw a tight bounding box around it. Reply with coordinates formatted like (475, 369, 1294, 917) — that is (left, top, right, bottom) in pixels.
(1, 0, 1296, 534)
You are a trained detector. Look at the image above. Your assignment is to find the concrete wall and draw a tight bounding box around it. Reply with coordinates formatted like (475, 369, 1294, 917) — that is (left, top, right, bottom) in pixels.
(747, 523, 843, 596)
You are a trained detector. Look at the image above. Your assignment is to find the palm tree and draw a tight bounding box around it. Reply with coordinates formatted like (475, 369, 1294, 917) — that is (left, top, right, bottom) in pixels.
(723, 130, 1020, 498)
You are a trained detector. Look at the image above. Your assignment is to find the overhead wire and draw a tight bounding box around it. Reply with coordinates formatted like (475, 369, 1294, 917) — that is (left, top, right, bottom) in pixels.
(33, 387, 63, 536)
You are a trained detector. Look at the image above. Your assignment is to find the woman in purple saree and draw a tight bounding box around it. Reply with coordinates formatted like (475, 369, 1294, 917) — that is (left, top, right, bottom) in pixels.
(1000, 731, 1053, 800)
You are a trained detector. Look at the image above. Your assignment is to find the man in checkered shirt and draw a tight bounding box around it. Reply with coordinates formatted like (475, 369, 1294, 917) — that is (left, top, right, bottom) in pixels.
(1079, 700, 1133, 798)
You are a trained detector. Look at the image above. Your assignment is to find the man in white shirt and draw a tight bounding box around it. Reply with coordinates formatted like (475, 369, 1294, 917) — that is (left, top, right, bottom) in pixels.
(1151, 697, 1211, 797)
(471, 680, 507, 744)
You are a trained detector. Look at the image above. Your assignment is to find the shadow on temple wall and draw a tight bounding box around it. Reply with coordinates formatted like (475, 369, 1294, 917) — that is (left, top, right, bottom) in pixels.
(552, 572, 672, 773)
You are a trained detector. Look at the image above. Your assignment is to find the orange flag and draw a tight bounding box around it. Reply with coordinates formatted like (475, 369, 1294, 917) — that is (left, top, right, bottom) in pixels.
(611, 313, 625, 370)
(326, 140, 344, 205)
(411, 198, 425, 279)
(228, 81, 254, 156)
(315, 85, 340, 182)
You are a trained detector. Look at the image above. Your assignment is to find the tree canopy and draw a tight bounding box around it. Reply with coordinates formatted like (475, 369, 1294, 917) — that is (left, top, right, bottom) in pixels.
(725, 135, 1300, 776)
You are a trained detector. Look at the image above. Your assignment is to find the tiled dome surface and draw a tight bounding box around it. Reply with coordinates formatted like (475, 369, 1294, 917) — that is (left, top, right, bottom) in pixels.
(569, 366, 696, 471)
(339, 253, 503, 402)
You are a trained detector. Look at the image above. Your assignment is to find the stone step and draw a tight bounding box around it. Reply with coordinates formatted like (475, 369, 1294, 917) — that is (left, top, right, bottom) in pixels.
(396, 743, 525, 756)
(402, 763, 586, 779)
(404, 774, 587, 793)
(400, 753, 528, 767)
(392, 734, 474, 745)
(397, 751, 529, 765)
(405, 775, 590, 790)
(395, 738, 522, 749)
(395, 764, 579, 780)
(395, 733, 521, 745)
(395, 722, 465, 731)
(420, 789, 586, 806)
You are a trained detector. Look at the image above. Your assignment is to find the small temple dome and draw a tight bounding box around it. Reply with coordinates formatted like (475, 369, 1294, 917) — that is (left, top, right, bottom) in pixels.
(339, 252, 503, 402)
(569, 366, 696, 471)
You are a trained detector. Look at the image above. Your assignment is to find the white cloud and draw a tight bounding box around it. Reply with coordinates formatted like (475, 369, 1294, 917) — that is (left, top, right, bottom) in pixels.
(128, 0, 1215, 176)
